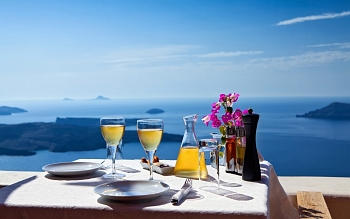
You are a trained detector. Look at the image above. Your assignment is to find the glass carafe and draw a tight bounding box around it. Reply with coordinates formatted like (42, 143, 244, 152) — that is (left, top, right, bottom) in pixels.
(173, 114, 208, 179)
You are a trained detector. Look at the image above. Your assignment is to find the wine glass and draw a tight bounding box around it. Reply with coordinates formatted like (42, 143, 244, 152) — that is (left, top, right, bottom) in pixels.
(100, 140, 123, 170)
(199, 139, 220, 187)
(100, 117, 125, 179)
(137, 119, 164, 180)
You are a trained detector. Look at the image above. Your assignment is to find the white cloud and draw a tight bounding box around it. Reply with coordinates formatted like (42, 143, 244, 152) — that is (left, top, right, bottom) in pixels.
(199, 51, 264, 58)
(249, 51, 350, 68)
(306, 43, 350, 49)
(276, 11, 350, 26)
(104, 45, 264, 66)
(104, 45, 197, 64)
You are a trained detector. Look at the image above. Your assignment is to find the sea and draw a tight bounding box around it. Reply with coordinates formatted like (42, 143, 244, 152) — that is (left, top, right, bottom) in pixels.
(1, 96, 350, 177)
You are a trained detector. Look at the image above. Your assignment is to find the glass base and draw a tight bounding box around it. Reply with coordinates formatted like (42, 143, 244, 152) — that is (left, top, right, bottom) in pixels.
(103, 172, 125, 179)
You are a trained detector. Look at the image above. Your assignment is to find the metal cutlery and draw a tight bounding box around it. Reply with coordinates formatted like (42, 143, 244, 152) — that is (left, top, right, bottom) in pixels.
(171, 178, 193, 204)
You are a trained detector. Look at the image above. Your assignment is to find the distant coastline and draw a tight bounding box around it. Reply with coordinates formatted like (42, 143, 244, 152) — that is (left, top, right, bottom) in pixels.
(0, 117, 182, 156)
(0, 106, 27, 116)
(296, 102, 350, 120)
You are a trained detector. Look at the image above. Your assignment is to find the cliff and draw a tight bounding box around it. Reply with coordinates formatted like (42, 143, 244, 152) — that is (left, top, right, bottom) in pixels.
(0, 119, 182, 156)
(296, 102, 350, 120)
(0, 106, 27, 116)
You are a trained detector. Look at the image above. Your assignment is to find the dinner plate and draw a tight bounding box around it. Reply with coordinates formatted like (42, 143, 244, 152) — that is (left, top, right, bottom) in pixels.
(94, 180, 170, 201)
(42, 162, 102, 176)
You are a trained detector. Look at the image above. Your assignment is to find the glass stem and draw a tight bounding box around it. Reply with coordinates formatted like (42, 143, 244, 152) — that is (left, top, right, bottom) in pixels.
(109, 145, 117, 175)
(106, 143, 109, 160)
(216, 146, 220, 187)
(146, 150, 155, 180)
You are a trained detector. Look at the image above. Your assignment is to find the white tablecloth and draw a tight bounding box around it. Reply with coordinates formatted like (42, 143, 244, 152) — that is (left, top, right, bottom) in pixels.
(0, 159, 298, 219)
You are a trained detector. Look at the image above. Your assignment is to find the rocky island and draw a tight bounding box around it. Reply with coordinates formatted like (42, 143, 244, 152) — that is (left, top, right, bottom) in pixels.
(146, 108, 165, 114)
(62, 96, 110, 101)
(93, 95, 109, 100)
(0, 117, 182, 156)
(0, 106, 27, 116)
(296, 102, 350, 120)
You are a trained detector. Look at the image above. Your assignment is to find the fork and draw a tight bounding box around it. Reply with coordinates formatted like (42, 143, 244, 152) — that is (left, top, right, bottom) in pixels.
(171, 178, 193, 204)
(185, 178, 193, 187)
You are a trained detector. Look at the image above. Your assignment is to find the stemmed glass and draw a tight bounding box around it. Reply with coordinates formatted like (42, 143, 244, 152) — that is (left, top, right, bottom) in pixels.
(100, 117, 125, 179)
(100, 140, 123, 169)
(199, 139, 220, 187)
(137, 119, 164, 180)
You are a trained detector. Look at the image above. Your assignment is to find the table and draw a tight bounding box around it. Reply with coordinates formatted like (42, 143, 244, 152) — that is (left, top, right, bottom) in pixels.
(0, 159, 298, 219)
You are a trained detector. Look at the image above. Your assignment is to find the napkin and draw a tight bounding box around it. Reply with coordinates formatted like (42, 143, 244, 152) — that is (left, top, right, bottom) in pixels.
(171, 179, 193, 204)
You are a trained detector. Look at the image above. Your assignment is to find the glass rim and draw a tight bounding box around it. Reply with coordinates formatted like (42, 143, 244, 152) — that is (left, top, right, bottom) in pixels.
(100, 116, 125, 120)
(137, 119, 163, 122)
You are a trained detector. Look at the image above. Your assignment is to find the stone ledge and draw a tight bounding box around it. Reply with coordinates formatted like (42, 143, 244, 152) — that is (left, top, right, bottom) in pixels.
(279, 176, 350, 219)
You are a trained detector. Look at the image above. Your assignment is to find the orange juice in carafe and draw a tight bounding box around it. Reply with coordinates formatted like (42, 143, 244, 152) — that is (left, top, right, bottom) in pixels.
(173, 147, 207, 179)
(173, 114, 208, 179)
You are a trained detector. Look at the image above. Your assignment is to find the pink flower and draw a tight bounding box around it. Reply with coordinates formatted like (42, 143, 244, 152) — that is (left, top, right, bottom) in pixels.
(233, 109, 241, 126)
(230, 93, 240, 103)
(233, 109, 242, 121)
(202, 115, 211, 126)
(222, 112, 233, 124)
(203, 92, 242, 130)
(219, 94, 226, 102)
(211, 102, 220, 110)
(212, 117, 222, 128)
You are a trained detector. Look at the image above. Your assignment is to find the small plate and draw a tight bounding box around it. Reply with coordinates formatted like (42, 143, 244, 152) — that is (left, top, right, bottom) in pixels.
(94, 180, 170, 201)
(42, 162, 102, 176)
(140, 162, 174, 175)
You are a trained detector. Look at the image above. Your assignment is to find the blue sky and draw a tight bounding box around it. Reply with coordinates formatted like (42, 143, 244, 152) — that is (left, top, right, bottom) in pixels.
(0, 0, 349, 100)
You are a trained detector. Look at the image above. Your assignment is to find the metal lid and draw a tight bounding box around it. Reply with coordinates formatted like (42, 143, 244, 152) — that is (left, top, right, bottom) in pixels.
(242, 108, 259, 124)
(226, 126, 236, 136)
(236, 126, 245, 137)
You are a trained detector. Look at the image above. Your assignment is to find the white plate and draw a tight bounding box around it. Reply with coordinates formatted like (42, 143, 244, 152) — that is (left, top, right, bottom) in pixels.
(94, 180, 170, 201)
(42, 162, 102, 176)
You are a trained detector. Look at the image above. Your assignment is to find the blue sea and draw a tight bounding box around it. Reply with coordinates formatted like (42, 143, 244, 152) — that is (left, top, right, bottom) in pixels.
(1, 96, 350, 177)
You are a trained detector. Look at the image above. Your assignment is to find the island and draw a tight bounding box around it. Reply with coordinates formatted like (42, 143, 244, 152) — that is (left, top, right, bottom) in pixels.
(296, 102, 350, 120)
(62, 96, 110, 101)
(63, 98, 74, 101)
(93, 95, 110, 100)
(146, 108, 165, 114)
(0, 106, 27, 116)
(0, 118, 182, 156)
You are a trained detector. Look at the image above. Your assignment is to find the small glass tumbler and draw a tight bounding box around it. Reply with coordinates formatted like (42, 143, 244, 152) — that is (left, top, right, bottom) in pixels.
(210, 132, 225, 167)
(199, 139, 219, 187)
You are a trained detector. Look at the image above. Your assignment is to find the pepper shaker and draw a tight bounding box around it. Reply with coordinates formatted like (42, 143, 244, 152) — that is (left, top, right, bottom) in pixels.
(242, 109, 261, 181)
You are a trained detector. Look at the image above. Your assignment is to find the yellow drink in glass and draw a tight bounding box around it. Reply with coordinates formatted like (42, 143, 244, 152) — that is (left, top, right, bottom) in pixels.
(173, 147, 208, 179)
(101, 125, 125, 146)
(137, 129, 163, 151)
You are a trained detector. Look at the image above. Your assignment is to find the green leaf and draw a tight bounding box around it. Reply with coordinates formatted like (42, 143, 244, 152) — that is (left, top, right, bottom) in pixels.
(221, 136, 226, 145)
(227, 106, 233, 114)
(219, 125, 226, 135)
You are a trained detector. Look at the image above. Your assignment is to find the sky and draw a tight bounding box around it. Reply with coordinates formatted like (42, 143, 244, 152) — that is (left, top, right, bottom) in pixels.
(0, 0, 350, 100)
